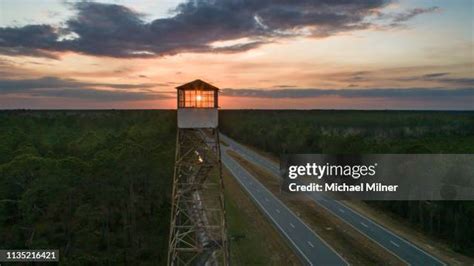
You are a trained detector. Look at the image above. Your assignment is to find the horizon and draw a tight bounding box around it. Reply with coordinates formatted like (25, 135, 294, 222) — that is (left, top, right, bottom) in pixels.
(0, 0, 473, 110)
(2, 108, 473, 112)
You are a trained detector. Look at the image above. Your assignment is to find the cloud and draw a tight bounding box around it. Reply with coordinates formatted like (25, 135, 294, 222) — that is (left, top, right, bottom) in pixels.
(369, 6, 441, 29)
(318, 70, 373, 82)
(0, 76, 172, 101)
(392, 7, 440, 23)
(0, 76, 159, 91)
(422, 72, 450, 78)
(434, 77, 474, 87)
(396, 73, 474, 87)
(26, 88, 168, 101)
(273, 84, 298, 88)
(0, 0, 397, 58)
(221, 87, 474, 99)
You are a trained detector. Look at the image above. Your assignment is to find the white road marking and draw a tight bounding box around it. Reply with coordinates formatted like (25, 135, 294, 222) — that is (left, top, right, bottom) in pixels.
(290, 223, 295, 228)
(361, 222, 369, 228)
(276, 209, 281, 213)
(338, 208, 345, 213)
(222, 138, 350, 266)
(390, 241, 400, 248)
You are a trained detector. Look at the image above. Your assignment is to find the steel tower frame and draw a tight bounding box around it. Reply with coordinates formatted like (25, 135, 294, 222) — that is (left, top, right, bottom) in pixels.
(168, 128, 229, 265)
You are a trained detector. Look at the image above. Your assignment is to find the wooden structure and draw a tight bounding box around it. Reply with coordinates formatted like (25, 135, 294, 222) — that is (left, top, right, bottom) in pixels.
(168, 80, 229, 265)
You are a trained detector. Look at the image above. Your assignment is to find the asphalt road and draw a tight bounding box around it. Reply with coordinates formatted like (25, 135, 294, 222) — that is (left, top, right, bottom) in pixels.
(220, 134, 446, 266)
(220, 144, 348, 266)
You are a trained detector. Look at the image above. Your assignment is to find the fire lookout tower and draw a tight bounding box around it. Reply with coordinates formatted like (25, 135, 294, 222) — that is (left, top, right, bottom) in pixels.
(168, 80, 229, 265)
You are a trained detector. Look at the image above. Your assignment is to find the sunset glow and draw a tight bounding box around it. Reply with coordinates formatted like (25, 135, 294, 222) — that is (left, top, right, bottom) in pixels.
(0, 0, 472, 109)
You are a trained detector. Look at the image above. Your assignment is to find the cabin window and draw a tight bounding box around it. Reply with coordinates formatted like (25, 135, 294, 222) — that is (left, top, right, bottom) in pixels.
(178, 90, 215, 108)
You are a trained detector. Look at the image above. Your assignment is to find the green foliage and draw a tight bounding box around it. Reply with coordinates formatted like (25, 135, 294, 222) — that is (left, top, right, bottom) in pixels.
(220, 110, 474, 256)
(0, 110, 176, 265)
(220, 110, 474, 154)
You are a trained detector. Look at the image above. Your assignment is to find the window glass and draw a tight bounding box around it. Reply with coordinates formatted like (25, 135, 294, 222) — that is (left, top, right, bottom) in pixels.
(181, 90, 215, 108)
(178, 90, 185, 107)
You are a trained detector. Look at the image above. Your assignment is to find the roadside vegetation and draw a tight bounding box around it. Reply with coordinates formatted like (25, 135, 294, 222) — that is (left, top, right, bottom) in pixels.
(220, 110, 474, 256)
(223, 168, 300, 265)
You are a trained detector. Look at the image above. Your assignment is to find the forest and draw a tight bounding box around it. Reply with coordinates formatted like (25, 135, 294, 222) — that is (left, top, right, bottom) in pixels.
(1, 110, 473, 264)
(0, 111, 176, 265)
(220, 110, 474, 256)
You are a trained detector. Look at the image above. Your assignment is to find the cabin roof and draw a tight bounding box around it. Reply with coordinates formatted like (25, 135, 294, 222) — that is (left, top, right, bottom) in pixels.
(176, 79, 219, 91)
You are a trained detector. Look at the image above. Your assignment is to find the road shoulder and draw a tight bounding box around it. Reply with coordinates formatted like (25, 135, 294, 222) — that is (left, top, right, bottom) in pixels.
(343, 200, 474, 265)
(222, 167, 301, 265)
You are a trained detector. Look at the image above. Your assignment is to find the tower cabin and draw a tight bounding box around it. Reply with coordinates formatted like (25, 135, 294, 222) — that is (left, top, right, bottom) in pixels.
(176, 79, 219, 129)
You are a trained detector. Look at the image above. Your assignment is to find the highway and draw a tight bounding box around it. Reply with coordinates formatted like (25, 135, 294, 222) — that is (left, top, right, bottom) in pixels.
(220, 144, 348, 265)
(220, 134, 446, 266)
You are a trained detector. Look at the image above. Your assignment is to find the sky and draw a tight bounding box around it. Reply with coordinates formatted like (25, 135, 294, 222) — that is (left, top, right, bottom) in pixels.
(0, 0, 472, 109)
